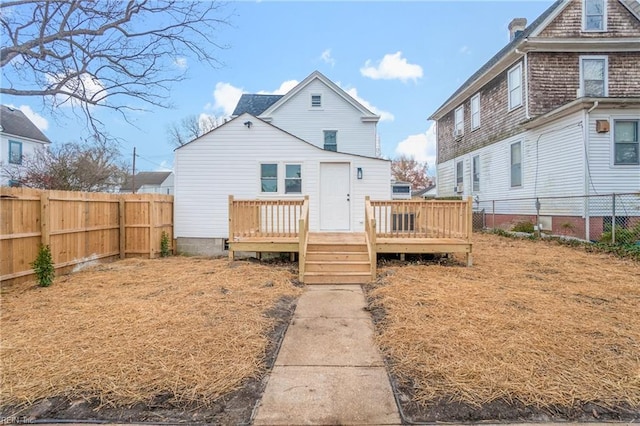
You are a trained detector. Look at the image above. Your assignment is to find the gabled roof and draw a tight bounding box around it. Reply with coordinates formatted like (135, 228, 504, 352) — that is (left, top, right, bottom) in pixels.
(259, 71, 380, 122)
(413, 184, 437, 197)
(620, 0, 640, 21)
(0, 105, 51, 143)
(232, 94, 283, 116)
(120, 171, 172, 192)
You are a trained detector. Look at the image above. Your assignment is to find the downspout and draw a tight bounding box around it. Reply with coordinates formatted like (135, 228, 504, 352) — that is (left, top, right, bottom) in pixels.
(583, 101, 599, 240)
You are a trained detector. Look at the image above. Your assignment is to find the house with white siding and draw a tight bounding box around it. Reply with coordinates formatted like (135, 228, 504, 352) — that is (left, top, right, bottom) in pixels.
(174, 71, 391, 255)
(429, 0, 640, 239)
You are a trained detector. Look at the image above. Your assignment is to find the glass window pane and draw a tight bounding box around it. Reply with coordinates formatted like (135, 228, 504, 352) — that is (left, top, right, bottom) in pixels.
(584, 80, 604, 97)
(261, 163, 277, 178)
(511, 164, 522, 187)
(615, 121, 637, 143)
(586, 0, 603, 15)
(615, 143, 639, 165)
(586, 16, 603, 30)
(583, 59, 604, 79)
(285, 179, 301, 193)
(286, 164, 301, 178)
(261, 180, 277, 192)
(510, 89, 522, 107)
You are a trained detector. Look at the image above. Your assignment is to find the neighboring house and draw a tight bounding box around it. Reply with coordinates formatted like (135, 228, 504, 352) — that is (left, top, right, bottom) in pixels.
(413, 184, 437, 199)
(120, 171, 174, 195)
(391, 180, 412, 199)
(429, 0, 640, 238)
(0, 105, 51, 186)
(174, 71, 391, 255)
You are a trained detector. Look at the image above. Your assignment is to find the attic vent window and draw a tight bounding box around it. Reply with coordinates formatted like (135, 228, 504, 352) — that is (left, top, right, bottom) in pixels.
(311, 94, 322, 108)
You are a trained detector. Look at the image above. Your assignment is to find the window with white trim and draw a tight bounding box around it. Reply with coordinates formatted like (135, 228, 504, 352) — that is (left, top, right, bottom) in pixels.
(260, 163, 278, 193)
(454, 106, 464, 136)
(324, 130, 337, 151)
(510, 141, 522, 188)
(456, 160, 464, 186)
(580, 56, 608, 97)
(583, 0, 606, 31)
(472, 155, 480, 192)
(613, 120, 639, 165)
(471, 94, 480, 130)
(311, 94, 322, 108)
(9, 140, 22, 164)
(285, 164, 302, 193)
(508, 63, 522, 110)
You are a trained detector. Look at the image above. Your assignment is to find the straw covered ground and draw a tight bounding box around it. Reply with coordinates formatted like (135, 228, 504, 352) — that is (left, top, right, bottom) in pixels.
(0, 256, 302, 423)
(366, 232, 640, 422)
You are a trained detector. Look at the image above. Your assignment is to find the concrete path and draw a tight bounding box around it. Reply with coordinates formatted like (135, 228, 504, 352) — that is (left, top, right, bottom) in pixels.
(253, 285, 401, 425)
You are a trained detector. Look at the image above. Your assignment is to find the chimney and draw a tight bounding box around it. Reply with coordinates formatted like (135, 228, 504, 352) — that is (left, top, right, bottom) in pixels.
(509, 18, 527, 41)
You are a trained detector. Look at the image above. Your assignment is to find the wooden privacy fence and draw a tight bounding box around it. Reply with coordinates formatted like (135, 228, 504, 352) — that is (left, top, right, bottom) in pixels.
(367, 197, 473, 239)
(1, 187, 173, 284)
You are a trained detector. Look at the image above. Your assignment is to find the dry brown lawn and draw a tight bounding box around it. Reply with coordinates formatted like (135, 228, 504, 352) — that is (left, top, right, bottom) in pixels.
(1, 257, 302, 407)
(368, 232, 640, 409)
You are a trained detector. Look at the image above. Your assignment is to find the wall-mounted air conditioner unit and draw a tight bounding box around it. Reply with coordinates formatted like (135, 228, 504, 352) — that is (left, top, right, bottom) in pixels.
(454, 184, 464, 193)
(454, 129, 463, 138)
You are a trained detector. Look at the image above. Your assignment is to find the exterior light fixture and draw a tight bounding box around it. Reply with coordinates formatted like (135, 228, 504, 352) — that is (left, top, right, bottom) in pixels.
(244, 121, 252, 128)
(357, 167, 363, 180)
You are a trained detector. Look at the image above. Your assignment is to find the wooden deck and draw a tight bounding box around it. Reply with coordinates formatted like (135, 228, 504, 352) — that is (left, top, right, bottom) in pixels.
(228, 196, 473, 284)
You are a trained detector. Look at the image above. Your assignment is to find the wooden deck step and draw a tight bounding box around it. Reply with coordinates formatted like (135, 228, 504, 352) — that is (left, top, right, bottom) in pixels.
(305, 251, 370, 262)
(305, 261, 370, 273)
(307, 243, 367, 253)
(303, 271, 371, 285)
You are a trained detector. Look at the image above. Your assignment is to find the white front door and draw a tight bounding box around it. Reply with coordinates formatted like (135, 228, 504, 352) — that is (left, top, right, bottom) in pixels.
(320, 162, 350, 231)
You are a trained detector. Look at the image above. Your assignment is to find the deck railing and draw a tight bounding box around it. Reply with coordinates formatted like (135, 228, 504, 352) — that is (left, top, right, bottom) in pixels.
(228, 196, 309, 239)
(298, 197, 310, 281)
(366, 197, 473, 240)
(364, 196, 377, 281)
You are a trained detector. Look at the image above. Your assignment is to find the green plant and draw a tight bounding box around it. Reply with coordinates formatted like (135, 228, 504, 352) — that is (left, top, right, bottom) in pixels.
(600, 223, 640, 245)
(160, 231, 171, 257)
(31, 245, 55, 287)
(511, 221, 535, 233)
(560, 222, 575, 235)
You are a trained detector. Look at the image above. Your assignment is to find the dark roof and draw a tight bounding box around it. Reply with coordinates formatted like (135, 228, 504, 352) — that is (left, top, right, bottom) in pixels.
(0, 105, 51, 143)
(431, 0, 564, 118)
(413, 184, 436, 197)
(120, 171, 172, 192)
(232, 94, 283, 116)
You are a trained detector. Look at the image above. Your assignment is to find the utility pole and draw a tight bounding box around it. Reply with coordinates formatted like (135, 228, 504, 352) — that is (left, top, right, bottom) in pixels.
(132, 147, 136, 194)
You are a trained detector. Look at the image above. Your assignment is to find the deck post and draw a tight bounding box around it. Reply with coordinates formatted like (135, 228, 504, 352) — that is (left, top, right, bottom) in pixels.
(466, 196, 473, 267)
(228, 195, 234, 261)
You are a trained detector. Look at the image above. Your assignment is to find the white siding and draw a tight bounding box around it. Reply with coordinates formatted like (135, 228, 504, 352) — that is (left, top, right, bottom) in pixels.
(263, 79, 377, 157)
(0, 134, 48, 186)
(174, 114, 390, 239)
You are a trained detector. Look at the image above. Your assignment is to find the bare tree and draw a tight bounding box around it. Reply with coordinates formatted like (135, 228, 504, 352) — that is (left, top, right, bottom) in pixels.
(1, 0, 230, 137)
(391, 155, 432, 190)
(167, 114, 218, 147)
(2, 140, 128, 191)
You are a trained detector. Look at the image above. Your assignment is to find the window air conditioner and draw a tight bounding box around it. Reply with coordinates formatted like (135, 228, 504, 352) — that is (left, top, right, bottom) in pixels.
(454, 184, 464, 193)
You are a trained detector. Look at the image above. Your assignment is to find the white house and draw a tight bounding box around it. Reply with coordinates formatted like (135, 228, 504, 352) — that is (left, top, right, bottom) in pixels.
(174, 71, 391, 255)
(0, 105, 51, 186)
(120, 171, 174, 195)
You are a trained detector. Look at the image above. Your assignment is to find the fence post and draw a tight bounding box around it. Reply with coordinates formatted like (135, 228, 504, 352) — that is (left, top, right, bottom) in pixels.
(119, 198, 126, 259)
(149, 197, 156, 258)
(535, 197, 541, 237)
(585, 196, 590, 241)
(228, 195, 234, 261)
(40, 192, 50, 247)
(492, 200, 496, 229)
(612, 193, 616, 245)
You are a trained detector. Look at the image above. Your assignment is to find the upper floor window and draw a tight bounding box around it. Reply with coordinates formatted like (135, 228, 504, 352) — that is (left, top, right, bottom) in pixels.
(324, 130, 337, 151)
(454, 106, 464, 137)
(260, 163, 278, 193)
(9, 140, 22, 164)
(510, 141, 522, 188)
(508, 63, 522, 111)
(471, 94, 481, 130)
(285, 164, 302, 193)
(580, 56, 608, 97)
(472, 155, 480, 192)
(311, 94, 322, 108)
(583, 0, 606, 31)
(613, 120, 639, 165)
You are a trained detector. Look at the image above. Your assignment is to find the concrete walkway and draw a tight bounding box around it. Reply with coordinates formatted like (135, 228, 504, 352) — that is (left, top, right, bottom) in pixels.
(253, 285, 401, 425)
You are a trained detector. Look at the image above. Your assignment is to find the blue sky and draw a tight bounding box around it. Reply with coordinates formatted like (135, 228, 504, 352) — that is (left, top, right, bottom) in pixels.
(3, 1, 555, 174)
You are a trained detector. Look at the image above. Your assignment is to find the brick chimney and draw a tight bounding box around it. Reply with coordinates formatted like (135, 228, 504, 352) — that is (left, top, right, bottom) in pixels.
(509, 18, 527, 41)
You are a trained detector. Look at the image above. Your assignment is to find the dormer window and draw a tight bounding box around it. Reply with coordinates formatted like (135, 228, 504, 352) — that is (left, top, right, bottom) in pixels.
(583, 0, 606, 31)
(311, 94, 322, 108)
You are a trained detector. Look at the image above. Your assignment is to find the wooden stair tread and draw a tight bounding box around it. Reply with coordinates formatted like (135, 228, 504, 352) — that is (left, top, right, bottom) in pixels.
(304, 271, 371, 276)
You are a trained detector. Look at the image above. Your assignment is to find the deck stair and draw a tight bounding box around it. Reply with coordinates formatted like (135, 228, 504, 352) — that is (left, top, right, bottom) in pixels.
(303, 233, 371, 284)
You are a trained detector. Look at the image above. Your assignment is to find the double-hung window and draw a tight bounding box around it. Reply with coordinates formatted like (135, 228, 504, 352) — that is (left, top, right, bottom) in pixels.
(456, 160, 464, 188)
(471, 94, 480, 130)
(580, 56, 608, 97)
(324, 130, 337, 151)
(583, 0, 606, 31)
(613, 120, 639, 165)
(9, 140, 22, 164)
(454, 106, 464, 137)
(510, 142, 522, 188)
(285, 164, 302, 193)
(260, 163, 278, 193)
(508, 63, 522, 110)
(472, 155, 480, 192)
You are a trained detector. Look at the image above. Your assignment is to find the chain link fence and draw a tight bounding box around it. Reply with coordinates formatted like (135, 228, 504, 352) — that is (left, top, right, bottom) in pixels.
(472, 192, 640, 244)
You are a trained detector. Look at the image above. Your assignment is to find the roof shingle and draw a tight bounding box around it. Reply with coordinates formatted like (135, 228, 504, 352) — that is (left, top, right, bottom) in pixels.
(232, 94, 283, 116)
(0, 105, 51, 143)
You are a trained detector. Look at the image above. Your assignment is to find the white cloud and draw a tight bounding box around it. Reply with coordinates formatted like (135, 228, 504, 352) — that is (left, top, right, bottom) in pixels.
(212, 82, 244, 116)
(155, 160, 173, 172)
(360, 51, 423, 83)
(320, 48, 335, 67)
(6, 104, 49, 131)
(459, 46, 471, 55)
(174, 57, 188, 69)
(344, 87, 394, 122)
(45, 72, 106, 107)
(257, 80, 299, 95)
(395, 122, 437, 171)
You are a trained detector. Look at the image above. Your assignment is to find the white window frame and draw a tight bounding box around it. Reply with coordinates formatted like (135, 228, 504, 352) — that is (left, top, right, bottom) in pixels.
(456, 160, 464, 186)
(470, 94, 481, 130)
(510, 141, 523, 188)
(583, 0, 607, 32)
(508, 63, 523, 111)
(284, 163, 303, 194)
(612, 119, 640, 166)
(9, 140, 22, 165)
(311, 94, 322, 108)
(454, 106, 464, 137)
(472, 155, 480, 192)
(323, 130, 337, 151)
(580, 55, 608, 97)
(260, 163, 278, 193)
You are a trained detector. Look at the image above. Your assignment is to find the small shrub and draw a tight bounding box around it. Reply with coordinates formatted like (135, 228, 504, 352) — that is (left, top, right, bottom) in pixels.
(600, 223, 640, 245)
(31, 245, 55, 287)
(160, 231, 171, 257)
(560, 222, 575, 235)
(511, 221, 535, 233)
